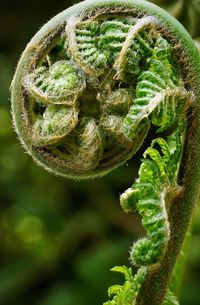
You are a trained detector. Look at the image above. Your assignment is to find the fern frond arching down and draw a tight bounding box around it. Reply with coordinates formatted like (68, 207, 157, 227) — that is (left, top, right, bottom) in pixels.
(11, 1, 200, 305)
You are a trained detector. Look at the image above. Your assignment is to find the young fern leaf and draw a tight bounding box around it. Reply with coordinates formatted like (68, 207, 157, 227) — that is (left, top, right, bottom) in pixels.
(23, 60, 85, 105)
(104, 265, 179, 305)
(123, 35, 187, 139)
(104, 266, 146, 305)
(120, 132, 183, 267)
(11, 1, 200, 305)
(113, 16, 154, 80)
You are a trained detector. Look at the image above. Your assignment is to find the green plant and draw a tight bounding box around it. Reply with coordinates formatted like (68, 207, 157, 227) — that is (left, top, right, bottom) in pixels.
(11, 0, 200, 304)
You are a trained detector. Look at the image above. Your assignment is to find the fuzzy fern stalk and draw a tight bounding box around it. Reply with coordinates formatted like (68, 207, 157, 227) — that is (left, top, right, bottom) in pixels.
(11, 1, 200, 305)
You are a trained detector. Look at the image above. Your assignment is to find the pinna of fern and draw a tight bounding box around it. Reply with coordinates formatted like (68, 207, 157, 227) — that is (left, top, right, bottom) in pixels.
(11, 1, 200, 305)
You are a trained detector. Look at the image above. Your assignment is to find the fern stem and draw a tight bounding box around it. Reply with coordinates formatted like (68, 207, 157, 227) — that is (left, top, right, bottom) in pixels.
(170, 226, 192, 298)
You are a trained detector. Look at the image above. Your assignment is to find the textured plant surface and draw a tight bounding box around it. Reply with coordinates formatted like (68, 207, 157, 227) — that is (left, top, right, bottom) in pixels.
(11, 1, 200, 305)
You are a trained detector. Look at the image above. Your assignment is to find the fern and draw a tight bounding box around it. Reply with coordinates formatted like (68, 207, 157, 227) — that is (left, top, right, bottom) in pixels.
(24, 60, 85, 105)
(123, 35, 187, 139)
(104, 266, 146, 305)
(105, 129, 184, 304)
(104, 266, 179, 305)
(11, 1, 200, 305)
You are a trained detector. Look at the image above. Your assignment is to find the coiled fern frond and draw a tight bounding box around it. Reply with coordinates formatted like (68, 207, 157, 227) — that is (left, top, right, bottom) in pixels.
(11, 1, 200, 305)
(123, 35, 188, 139)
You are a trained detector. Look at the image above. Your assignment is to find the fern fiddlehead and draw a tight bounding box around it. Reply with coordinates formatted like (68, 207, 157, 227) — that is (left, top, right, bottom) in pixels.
(11, 1, 200, 305)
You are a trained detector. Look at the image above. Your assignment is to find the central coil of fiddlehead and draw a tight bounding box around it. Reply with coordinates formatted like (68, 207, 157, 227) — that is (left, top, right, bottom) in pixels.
(12, 10, 191, 178)
(11, 1, 198, 305)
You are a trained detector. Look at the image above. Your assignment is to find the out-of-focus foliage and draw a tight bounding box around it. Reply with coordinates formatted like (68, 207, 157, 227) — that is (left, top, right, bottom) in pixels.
(150, 0, 200, 38)
(0, 1, 200, 305)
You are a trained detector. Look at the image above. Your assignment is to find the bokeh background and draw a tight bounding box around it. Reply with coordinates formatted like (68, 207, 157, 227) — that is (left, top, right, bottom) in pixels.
(0, 1, 200, 305)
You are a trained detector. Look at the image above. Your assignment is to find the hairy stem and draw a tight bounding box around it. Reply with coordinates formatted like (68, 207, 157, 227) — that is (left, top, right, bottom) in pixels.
(170, 227, 192, 298)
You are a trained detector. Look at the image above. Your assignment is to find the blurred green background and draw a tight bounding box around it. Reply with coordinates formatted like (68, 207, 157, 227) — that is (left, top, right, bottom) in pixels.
(0, 1, 200, 305)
